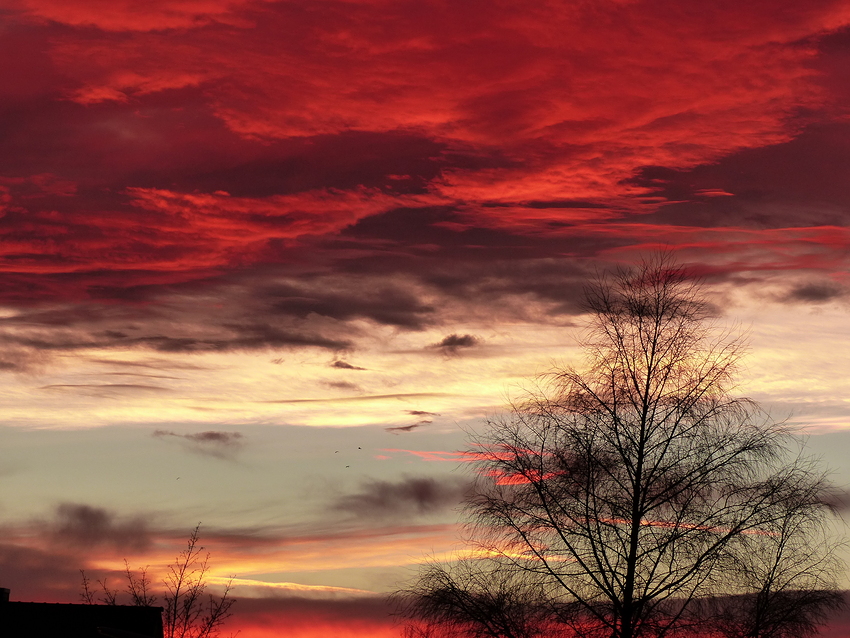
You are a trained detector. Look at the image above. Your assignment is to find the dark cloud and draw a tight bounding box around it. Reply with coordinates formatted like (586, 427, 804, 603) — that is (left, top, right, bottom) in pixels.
(0, 289, 357, 360)
(430, 333, 481, 356)
(153, 429, 245, 460)
(819, 488, 850, 513)
(0, 262, 546, 359)
(49, 503, 151, 553)
(780, 282, 847, 304)
(341, 205, 523, 249)
(331, 360, 366, 370)
(332, 476, 469, 518)
(0, 346, 50, 373)
(133, 130, 455, 197)
(262, 281, 435, 330)
(186, 431, 243, 444)
(407, 410, 439, 417)
(93, 318, 352, 353)
(0, 357, 23, 371)
(633, 120, 850, 231)
(135, 330, 351, 353)
(435, 334, 479, 348)
(0, 258, 592, 369)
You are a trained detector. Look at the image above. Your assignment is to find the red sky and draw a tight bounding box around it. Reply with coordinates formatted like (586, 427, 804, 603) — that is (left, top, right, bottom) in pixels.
(2, 1, 850, 636)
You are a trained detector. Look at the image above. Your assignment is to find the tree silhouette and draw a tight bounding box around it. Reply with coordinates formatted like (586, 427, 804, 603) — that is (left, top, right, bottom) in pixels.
(398, 255, 844, 638)
(161, 525, 235, 638)
(82, 524, 235, 638)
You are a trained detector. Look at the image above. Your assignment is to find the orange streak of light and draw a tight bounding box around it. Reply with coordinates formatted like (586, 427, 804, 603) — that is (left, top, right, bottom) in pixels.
(227, 622, 401, 638)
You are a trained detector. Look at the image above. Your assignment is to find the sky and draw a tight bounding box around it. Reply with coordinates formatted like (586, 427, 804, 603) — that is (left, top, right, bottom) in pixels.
(1, 0, 850, 635)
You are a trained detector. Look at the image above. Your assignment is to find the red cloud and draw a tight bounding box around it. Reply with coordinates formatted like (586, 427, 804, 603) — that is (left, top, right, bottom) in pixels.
(380, 449, 476, 463)
(0, 1, 848, 300)
(0, 184, 439, 278)
(22, 0, 850, 205)
(382, 444, 546, 464)
(15, 0, 257, 32)
(485, 469, 563, 486)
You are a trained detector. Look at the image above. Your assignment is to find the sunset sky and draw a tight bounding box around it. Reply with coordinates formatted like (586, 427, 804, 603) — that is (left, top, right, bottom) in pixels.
(1, 0, 850, 635)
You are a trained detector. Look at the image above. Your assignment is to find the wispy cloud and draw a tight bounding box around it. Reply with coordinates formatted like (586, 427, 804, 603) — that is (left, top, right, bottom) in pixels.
(385, 413, 436, 434)
(211, 576, 376, 599)
(779, 281, 848, 304)
(87, 358, 213, 371)
(380, 448, 463, 462)
(385, 421, 431, 434)
(262, 393, 453, 404)
(40, 383, 171, 396)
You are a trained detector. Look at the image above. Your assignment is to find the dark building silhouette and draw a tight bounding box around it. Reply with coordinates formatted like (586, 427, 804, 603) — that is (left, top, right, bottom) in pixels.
(0, 588, 164, 638)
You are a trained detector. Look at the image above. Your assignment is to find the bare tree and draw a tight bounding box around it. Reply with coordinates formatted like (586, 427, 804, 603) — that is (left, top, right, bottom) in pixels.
(81, 524, 235, 638)
(398, 255, 844, 638)
(79, 569, 97, 604)
(79, 570, 126, 606)
(125, 560, 158, 607)
(162, 524, 235, 638)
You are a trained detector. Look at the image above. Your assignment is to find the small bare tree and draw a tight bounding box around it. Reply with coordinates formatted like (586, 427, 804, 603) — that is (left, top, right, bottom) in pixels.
(162, 524, 235, 638)
(125, 560, 158, 607)
(80, 570, 121, 605)
(398, 255, 844, 638)
(79, 570, 97, 604)
(81, 524, 235, 638)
